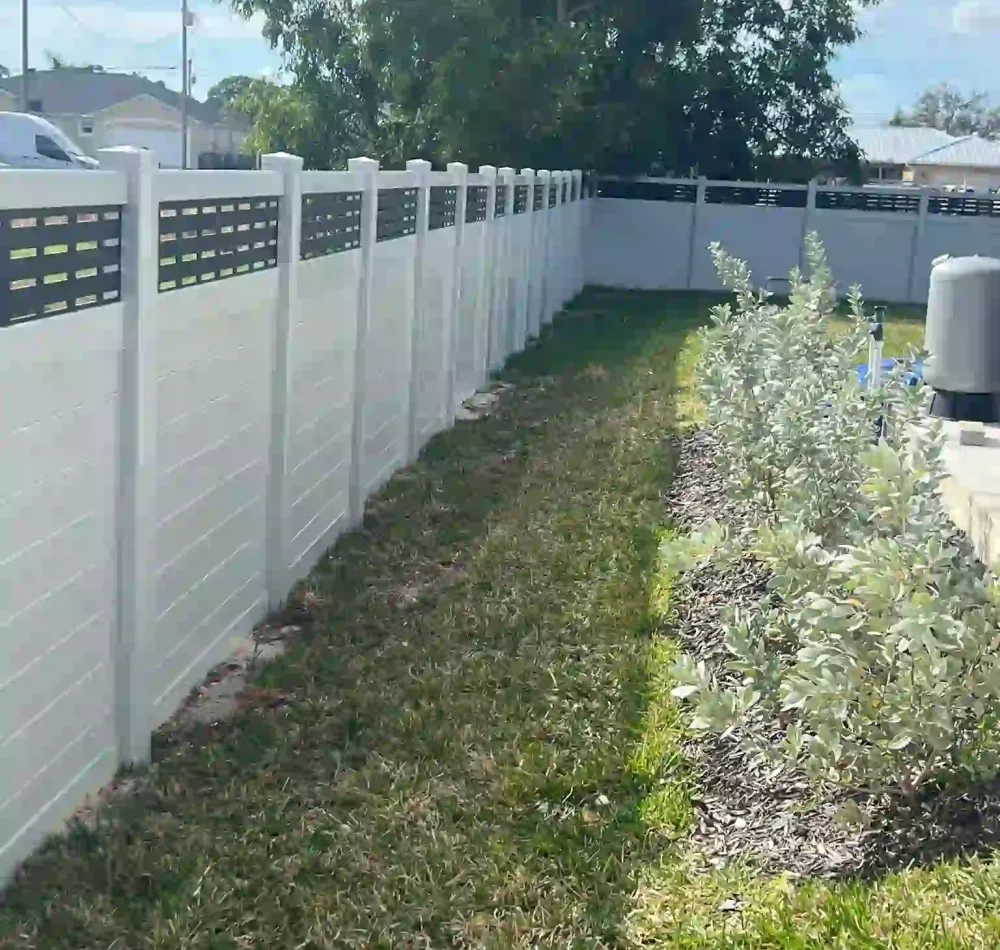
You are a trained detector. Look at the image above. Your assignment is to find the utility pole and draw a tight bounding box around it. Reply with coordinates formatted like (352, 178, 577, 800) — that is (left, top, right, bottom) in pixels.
(181, 0, 190, 168)
(21, 0, 29, 111)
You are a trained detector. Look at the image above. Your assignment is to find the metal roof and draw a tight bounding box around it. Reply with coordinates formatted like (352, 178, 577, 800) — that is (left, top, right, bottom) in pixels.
(0, 69, 240, 127)
(909, 135, 1000, 168)
(850, 125, 959, 165)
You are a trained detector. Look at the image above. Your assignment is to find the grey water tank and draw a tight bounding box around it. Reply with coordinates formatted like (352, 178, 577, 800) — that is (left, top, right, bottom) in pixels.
(925, 256, 1000, 422)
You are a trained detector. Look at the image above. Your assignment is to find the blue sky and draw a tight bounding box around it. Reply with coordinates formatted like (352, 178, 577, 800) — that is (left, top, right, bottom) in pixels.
(0, 0, 282, 98)
(833, 0, 1000, 126)
(1, 0, 998, 125)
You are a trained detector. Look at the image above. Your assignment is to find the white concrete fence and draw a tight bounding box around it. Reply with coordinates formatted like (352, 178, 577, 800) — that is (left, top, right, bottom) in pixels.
(0, 151, 589, 880)
(586, 177, 1000, 304)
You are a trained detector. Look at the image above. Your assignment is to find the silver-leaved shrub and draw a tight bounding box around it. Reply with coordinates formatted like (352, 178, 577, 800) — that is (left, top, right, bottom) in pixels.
(668, 235, 1000, 796)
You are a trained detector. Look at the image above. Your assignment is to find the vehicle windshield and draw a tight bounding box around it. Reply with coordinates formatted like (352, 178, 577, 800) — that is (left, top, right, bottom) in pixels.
(37, 119, 86, 158)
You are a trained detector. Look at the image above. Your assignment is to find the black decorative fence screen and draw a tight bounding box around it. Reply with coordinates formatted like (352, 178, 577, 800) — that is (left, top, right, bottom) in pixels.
(376, 188, 418, 242)
(514, 185, 529, 215)
(301, 192, 362, 259)
(466, 186, 489, 224)
(159, 196, 279, 291)
(495, 185, 508, 218)
(1, 205, 122, 325)
(429, 186, 458, 230)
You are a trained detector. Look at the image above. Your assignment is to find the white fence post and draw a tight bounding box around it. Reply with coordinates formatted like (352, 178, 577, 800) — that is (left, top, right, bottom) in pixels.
(347, 156, 379, 526)
(687, 176, 708, 290)
(908, 192, 930, 304)
(572, 169, 584, 296)
(98, 145, 159, 764)
(406, 158, 432, 462)
(553, 170, 568, 312)
(260, 152, 303, 610)
(800, 180, 817, 273)
(497, 166, 516, 362)
(536, 169, 552, 328)
(445, 162, 468, 419)
(478, 165, 499, 379)
(519, 168, 536, 348)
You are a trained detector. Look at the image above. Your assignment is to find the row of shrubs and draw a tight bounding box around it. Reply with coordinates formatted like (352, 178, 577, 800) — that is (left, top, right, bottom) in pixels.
(666, 235, 1000, 798)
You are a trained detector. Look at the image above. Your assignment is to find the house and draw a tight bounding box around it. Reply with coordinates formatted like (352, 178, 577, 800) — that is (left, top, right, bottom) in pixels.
(0, 68, 250, 169)
(851, 125, 1000, 191)
(904, 136, 1000, 191)
(850, 126, 959, 183)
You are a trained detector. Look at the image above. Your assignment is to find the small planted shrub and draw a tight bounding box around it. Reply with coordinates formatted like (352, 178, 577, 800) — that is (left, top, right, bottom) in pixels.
(668, 235, 1000, 797)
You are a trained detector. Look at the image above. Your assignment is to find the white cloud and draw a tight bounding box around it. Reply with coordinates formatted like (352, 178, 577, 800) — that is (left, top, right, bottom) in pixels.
(952, 0, 1000, 33)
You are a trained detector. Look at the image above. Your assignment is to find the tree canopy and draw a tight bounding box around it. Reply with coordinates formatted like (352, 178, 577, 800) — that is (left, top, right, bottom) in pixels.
(206, 75, 258, 117)
(229, 0, 875, 177)
(890, 83, 1000, 139)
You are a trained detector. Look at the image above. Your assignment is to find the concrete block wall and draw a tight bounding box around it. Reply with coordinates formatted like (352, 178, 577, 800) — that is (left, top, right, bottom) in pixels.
(0, 152, 590, 883)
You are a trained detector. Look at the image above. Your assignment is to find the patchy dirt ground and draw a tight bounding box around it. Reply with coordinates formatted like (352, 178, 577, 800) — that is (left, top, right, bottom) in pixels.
(667, 429, 1000, 880)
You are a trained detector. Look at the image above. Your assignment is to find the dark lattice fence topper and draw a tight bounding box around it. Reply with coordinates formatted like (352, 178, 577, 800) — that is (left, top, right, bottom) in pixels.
(466, 186, 489, 224)
(1, 204, 122, 326)
(429, 186, 458, 230)
(376, 187, 418, 242)
(159, 196, 279, 292)
(533, 184, 545, 211)
(301, 191, 362, 260)
(495, 185, 508, 218)
(514, 185, 529, 215)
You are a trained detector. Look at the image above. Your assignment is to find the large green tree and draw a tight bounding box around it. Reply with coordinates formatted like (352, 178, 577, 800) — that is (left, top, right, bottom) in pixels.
(890, 83, 1000, 139)
(229, 0, 872, 177)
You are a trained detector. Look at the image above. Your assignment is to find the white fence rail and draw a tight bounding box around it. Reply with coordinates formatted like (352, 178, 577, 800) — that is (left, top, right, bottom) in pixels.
(586, 177, 1000, 304)
(0, 152, 589, 882)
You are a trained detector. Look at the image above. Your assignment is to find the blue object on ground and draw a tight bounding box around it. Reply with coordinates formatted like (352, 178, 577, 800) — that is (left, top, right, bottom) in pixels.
(856, 358, 923, 387)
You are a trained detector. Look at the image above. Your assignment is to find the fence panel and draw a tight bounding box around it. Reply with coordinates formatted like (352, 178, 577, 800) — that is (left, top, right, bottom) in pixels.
(364, 172, 418, 495)
(691, 185, 807, 291)
(457, 178, 491, 401)
(150, 171, 281, 726)
(0, 172, 125, 874)
(415, 177, 459, 444)
(0, 152, 588, 886)
(288, 172, 364, 582)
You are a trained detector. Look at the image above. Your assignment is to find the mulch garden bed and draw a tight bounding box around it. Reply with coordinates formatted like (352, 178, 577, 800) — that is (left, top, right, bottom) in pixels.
(666, 428, 1000, 880)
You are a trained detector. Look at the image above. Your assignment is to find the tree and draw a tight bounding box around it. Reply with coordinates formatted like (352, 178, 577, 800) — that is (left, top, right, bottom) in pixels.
(890, 83, 1000, 139)
(44, 52, 104, 71)
(229, 0, 875, 177)
(206, 75, 257, 118)
(233, 78, 369, 168)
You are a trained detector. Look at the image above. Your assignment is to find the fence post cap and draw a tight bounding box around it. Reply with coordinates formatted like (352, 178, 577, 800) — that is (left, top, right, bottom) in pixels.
(348, 156, 380, 174)
(97, 145, 157, 172)
(406, 158, 433, 175)
(261, 152, 304, 171)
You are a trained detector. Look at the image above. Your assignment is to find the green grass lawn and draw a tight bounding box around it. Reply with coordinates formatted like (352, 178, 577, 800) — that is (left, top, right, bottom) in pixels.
(9, 289, 992, 950)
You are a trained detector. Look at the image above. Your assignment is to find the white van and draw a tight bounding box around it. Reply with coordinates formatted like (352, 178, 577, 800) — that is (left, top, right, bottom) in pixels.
(0, 112, 99, 169)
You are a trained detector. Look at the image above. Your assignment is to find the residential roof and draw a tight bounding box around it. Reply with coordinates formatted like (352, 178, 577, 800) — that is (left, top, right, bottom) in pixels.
(0, 69, 237, 126)
(850, 125, 959, 165)
(909, 135, 1000, 168)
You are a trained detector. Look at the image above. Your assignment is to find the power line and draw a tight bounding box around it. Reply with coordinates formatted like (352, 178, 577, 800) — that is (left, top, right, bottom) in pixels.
(56, 3, 178, 48)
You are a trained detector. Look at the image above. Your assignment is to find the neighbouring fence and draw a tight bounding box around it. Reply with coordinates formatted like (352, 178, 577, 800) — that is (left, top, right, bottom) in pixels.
(0, 153, 589, 881)
(586, 177, 1000, 304)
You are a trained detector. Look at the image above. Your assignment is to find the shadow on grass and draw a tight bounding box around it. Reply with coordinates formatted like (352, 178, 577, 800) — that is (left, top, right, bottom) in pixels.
(0, 288, 707, 948)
